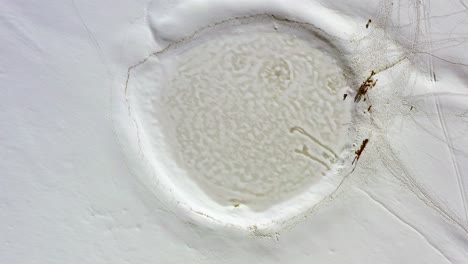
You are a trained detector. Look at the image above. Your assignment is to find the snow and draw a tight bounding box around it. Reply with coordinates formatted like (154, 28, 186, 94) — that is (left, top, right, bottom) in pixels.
(1, 0, 468, 263)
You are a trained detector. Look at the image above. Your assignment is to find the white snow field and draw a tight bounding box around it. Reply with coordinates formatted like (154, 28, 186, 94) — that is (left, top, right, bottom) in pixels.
(2, 0, 468, 263)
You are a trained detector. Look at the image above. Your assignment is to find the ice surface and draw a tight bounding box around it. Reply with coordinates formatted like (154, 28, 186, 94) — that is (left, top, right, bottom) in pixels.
(126, 19, 353, 214)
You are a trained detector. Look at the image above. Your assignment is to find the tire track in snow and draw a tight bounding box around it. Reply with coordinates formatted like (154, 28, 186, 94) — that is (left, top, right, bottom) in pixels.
(358, 189, 453, 264)
(376, 138, 468, 234)
(421, 0, 468, 223)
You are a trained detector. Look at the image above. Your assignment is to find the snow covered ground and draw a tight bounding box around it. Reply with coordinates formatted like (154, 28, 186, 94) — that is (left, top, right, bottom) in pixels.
(2, 0, 468, 263)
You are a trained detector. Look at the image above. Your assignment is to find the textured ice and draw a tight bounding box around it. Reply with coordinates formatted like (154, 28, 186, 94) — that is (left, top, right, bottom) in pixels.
(125, 18, 355, 224)
(157, 28, 350, 208)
